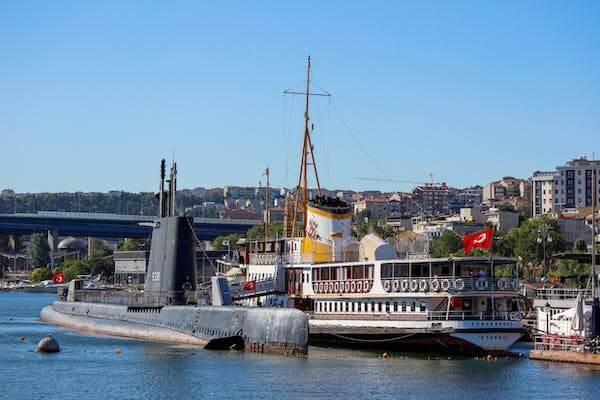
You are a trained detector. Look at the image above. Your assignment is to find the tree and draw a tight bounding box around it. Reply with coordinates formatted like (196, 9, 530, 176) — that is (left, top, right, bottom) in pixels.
(28, 233, 50, 268)
(573, 239, 588, 253)
(91, 238, 112, 258)
(61, 259, 90, 281)
(430, 230, 462, 258)
(212, 234, 243, 250)
(88, 257, 114, 280)
(31, 267, 51, 282)
(246, 222, 284, 239)
(499, 216, 566, 262)
(118, 238, 151, 251)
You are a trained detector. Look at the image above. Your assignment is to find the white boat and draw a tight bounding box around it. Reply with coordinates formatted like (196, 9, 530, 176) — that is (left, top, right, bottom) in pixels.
(231, 57, 524, 354)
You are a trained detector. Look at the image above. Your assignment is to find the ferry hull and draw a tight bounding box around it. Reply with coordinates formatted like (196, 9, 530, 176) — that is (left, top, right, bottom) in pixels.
(309, 332, 522, 355)
(308, 319, 524, 355)
(41, 301, 308, 357)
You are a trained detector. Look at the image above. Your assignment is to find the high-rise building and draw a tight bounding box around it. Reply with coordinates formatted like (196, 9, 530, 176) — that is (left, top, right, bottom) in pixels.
(531, 158, 600, 217)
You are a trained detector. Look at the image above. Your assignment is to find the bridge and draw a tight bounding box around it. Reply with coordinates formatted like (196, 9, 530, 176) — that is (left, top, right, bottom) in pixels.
(0, 211, 260, 241)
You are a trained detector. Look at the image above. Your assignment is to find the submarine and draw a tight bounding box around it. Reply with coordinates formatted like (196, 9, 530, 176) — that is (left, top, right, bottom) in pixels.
(40, 160, 308, 356)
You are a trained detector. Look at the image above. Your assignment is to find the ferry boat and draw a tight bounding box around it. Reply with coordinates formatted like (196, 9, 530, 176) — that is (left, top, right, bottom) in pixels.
(228, 57, 525, 354)
(234, 198, 525, 354)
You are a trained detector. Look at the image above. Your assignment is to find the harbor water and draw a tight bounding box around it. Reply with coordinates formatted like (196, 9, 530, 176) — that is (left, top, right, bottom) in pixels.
(1, 292, 599, 400)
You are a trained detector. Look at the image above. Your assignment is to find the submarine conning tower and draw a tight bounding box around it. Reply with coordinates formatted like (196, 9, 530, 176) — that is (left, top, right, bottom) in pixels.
(143, 159, 197, 306)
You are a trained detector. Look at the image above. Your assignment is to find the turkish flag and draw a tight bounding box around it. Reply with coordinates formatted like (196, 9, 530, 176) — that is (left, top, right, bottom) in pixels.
(243, 280, 257, 292)
(463, 228, 494, 255)
(52, 272, 65, 284)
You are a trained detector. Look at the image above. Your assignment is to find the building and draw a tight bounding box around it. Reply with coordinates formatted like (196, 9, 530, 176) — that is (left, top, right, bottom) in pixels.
(411, 184, 450, 216)
(223, 186, 256, 199)
(353, 197, 390, 220)
(531, 171, 558, 217)
(531, 158, 600, 217)
(483, 177, 529, 204)
(113, 250, 150, 286)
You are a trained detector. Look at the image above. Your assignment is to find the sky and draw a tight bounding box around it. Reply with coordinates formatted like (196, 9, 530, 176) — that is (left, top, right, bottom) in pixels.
(1, 1, 599, 194)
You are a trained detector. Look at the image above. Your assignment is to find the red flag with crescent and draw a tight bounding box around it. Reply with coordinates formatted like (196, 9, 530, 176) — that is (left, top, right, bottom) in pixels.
(52, 272, 65, 284)
(463, 228, 494, 255)
(243, 280, 256, 292)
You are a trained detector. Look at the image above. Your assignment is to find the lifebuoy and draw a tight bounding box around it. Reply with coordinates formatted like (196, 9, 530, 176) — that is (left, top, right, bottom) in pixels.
(401, 280, 409, 292)
(454, 278, 465, 291)
(350, 281, 357, 293)
(329, 282, 334, 293)
(419, 280, 428, 292)
(334, 282, 339, 293)
(393, 280, 400, 292)
(497, 278, 507, 290)
(345, 281, 351, 292)
(313, 284, 318, 293)
(431, 279, 440, 292)
(383, 280, 391, 292)
(441, 279, 450, 291)
(363, 280, 371, 292)
(475, 278, 488, 290)
(410, 280, 419, 292)
(318, 282, 324, 293)
(357, 280, 363, 292)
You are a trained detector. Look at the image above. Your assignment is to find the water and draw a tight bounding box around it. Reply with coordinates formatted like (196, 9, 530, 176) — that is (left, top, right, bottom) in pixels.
(1, 292, 599, 400)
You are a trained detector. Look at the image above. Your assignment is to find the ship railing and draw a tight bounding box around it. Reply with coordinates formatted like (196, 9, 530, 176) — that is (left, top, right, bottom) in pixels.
(312, 279, 375, 295)
(309, 311, 521, 321)
(229, 277, 281, 299)
(534, 334, 584, 352)
(524, 286, 592, 300)
(380, 276, 519, 293)
(73, 289, 145, 305)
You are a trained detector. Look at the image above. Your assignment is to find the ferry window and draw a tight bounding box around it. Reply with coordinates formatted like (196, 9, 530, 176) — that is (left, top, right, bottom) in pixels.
(322, 268, 330, 281)
(353, 265, 364, 279)
(378, 302, 382, 312)
(401, 301, 407, 312)
(371, 302, 375, 312)
(393, 302, 398, 312)
(366, 265, 374, 279)
(382, 263, 393, 279)
(411, 301, 416, 312)
(331, 268, 338, 281)
(343, 266, 352, 280)
(312, 269, 318, 281)
(385, 302, 390, 312)
(420, 301, 426, 312)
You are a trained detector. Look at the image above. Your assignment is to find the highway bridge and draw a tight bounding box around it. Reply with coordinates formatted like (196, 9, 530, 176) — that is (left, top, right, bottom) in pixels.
(0, 211, 260, 241)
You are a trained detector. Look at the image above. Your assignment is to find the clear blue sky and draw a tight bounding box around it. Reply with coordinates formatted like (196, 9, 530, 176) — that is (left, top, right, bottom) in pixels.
(1, 1, 599, 193)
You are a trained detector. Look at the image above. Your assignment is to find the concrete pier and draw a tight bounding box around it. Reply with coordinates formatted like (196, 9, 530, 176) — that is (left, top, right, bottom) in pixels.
(530, 349, 600, 365)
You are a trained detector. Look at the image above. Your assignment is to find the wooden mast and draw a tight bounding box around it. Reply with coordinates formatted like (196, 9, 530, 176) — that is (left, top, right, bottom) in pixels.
(290, 56, 325, 237)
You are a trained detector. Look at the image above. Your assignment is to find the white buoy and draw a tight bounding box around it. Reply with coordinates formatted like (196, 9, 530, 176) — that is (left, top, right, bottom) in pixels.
(38, 334, 60, 353)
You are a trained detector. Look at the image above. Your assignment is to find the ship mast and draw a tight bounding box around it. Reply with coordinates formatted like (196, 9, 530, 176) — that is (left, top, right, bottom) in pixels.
(286, 56, 328, 237)
(264, 166, 270, 238)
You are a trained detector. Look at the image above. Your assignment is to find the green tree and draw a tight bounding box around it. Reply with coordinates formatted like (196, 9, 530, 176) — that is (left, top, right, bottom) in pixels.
(91, 238, 112, 258)
(28, 233, 50, 268)
(61, 259, 90, 281)
(573, 239, 588, 253)
(246, 222, 284, 239)
(212, 233, 243, 250)
(118, 238, 151, 251)
(31, 267, 52, 282)
(88, 257, 114, 280)
(500, 216, 566, 262)
(430, 230, 462, 258)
